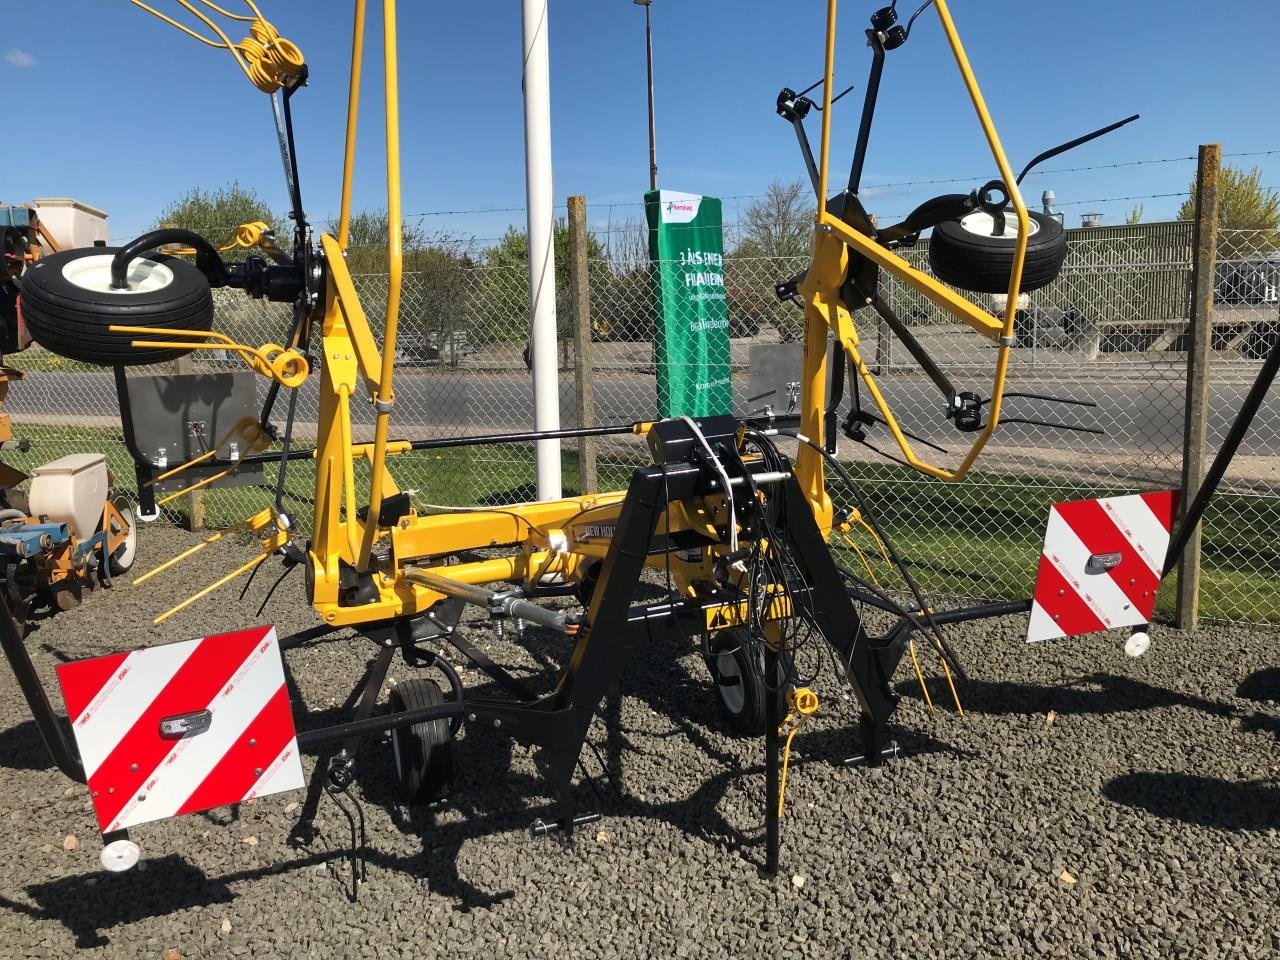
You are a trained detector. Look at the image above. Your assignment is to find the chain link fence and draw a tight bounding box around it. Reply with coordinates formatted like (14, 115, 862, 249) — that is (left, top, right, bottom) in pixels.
(3, 225, 1277, 622)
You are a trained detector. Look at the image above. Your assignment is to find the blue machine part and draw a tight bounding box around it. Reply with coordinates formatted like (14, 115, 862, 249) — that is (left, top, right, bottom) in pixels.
(0, 522, 71, 559)
(0, 207, 33, 229)
(74, 530, 107, 564)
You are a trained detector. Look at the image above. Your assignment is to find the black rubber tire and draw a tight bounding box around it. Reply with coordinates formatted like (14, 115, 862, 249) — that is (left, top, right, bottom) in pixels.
(929, 210, 1067, 294)
(19, 247, 214, 366)
(0, 489, 29, 516)
(388, 678, 455, 805)
(705, 629, 791, 736)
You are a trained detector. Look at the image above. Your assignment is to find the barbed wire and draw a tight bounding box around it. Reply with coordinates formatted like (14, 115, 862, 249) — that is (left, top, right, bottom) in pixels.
(1057, 191, 1191, 207)
(104, 147, 1278, 246)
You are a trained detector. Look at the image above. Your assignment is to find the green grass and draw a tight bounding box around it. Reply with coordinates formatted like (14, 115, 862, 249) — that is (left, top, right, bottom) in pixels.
(7, 421, 1278, 622)
(829, 463, 1280, 623)
(4, 349, 101, 374)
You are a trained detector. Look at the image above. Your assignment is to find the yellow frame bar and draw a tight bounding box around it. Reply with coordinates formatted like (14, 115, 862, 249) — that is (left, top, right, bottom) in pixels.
(796, 0, 1030, 496)
(131, 0, 1037, 634)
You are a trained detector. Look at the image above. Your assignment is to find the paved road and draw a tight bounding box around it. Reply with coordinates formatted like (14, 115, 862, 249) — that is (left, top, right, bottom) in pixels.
(7, 362, 1280, 471)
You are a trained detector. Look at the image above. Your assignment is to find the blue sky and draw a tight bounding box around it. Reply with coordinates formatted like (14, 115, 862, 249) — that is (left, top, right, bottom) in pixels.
(5, 0, 1279, 246)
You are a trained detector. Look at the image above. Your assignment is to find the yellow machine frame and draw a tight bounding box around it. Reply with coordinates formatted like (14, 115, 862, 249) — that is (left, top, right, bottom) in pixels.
(123, 0, 1029, 632)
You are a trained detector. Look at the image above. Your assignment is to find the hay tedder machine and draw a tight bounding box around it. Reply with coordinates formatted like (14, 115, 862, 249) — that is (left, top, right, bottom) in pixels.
(2, 0, 1276, 896)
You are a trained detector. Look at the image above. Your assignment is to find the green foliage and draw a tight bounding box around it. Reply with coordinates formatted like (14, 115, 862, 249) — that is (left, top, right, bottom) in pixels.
(729, 179, 814, 341)
(469, 220, 608, 343)
(1176, 165, 1280, 257)
(154, 182, 279, 256)
(592, 264, 656, 342)
(1124, 203, 1144, 225)
(736, 179, 815, 261)
(323, 210, 477, 345)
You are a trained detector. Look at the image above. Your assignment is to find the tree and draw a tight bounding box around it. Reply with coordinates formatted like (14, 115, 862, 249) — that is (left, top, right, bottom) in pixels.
(730, 179, 816, 341)
(1124, 203, 1144, 225)
(1176, 165, 1280, 258)
(469, 221, 607, 343)
(324, 210, 476, 349)
(322, 210, 473, 275)
(735, 179, 815, 261)
(154, 182, 279, 255)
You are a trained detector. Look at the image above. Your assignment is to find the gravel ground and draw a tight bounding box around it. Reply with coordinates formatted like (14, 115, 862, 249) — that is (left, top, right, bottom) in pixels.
(0, 525, 1277, 959)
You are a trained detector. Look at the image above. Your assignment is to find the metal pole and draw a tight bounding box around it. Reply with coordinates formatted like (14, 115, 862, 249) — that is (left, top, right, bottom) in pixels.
(174, 353, 206, 531)
(521, 0, 563, 500)
(641, 1, 657, 191)
(1175, 143, 1220, 630)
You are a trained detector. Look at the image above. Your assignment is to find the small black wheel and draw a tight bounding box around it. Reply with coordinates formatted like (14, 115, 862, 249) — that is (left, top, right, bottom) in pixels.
(0, 488, 29, 517)
(1, 557, 37, 633)
(705, 629, 791, 736)
(19, 247, 214, 366)
(388, 678, 455, 804)
(929, 209, 1067, 294)
(575, 561, 601, 608)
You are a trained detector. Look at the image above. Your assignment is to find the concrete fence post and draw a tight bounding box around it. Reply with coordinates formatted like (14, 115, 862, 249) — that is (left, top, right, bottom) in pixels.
(568, 195, 597, 494)
(1175, 143, 1221, 630)
(173, 354, 205, 532)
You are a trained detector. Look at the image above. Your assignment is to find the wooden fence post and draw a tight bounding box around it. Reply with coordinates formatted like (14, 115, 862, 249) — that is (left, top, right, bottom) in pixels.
(1175, 143, 1220, 630)
(568, 196, 597, 494)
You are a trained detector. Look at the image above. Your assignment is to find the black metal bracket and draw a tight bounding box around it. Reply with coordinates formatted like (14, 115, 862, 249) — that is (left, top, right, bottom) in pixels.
(110, 228, 229, 290)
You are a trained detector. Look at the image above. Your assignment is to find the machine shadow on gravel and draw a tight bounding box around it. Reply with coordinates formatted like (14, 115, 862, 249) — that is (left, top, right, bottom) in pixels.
(1237, 667, 1280, 705)
(1236, 668, 1280, 742)
(1103, 772, 1280, 832)
(0, 855, 234, 949)
(275, 617, 864, 901)
(903, 672, 1237, 719)
(0, 718, 59, 771)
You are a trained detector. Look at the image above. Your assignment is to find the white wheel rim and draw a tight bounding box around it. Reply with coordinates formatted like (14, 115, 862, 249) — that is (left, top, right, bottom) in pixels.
(112, 502, 137, 571)
(61, 254, 175, 295)
(715, 652, 746, 714)
(958, 210, 1040, 240)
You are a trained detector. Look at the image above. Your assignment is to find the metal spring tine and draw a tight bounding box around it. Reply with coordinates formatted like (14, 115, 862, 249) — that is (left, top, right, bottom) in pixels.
(813, 83, 857, 110)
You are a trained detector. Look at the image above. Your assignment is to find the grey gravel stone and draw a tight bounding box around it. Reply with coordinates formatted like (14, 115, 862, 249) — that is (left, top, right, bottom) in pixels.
(0, 525, 1276, 957)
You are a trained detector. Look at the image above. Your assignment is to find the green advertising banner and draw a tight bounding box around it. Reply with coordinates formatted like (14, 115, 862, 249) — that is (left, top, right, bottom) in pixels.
(645, 189, 733, 418)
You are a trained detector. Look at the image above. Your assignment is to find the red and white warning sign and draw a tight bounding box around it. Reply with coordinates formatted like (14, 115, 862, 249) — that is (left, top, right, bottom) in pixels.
(56, 625, 304, 833)
(1027, 491, 1180, 643)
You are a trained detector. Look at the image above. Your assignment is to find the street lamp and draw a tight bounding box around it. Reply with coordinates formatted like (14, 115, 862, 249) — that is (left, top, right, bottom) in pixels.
(634, 0, 657, 190)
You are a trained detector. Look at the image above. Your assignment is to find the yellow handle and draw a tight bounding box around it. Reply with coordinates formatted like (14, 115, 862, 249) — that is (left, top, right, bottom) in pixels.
(777, 687, 820, 818)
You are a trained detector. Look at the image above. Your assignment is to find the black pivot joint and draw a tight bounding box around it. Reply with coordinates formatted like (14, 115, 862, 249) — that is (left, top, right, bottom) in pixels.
(869, 6, 907, 49)
(227, 255, 306, 304)
(776, 87, 814, 123)
(948, 392, 985, 432)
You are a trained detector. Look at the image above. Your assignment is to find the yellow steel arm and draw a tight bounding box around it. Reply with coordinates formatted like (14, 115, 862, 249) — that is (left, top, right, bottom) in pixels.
(796, 0, 1031, 505)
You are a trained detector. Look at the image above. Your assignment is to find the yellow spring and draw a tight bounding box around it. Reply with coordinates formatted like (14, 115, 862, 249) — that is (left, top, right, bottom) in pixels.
(237, 19, 304, 94)
(126, 1, 303, 95)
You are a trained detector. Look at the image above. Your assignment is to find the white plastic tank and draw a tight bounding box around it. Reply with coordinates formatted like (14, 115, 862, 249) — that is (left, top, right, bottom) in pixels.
(31, 198, 109, 253)
(29, 453, 107, 539)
